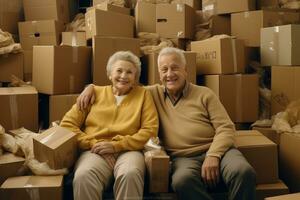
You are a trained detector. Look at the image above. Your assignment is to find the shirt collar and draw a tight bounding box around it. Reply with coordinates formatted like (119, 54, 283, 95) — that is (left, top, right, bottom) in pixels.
(163, 81, 189, 100)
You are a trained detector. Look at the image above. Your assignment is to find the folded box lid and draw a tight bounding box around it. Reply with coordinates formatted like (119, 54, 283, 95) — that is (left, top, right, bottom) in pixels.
(0, 86, 38, 96)
(1, 175, 63, 188)
(234, 130, 276, 147)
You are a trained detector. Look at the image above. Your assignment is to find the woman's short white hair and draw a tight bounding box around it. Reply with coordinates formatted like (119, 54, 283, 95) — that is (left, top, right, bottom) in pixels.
(106, 51, 141, 80)
(157, 47, 186, 66)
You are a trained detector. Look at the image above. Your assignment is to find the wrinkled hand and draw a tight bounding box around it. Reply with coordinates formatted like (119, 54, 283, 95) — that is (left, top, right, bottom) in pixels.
(201, 156, 220, 188)
(76, 84, 95, 111)
(91, 142, 115, 155)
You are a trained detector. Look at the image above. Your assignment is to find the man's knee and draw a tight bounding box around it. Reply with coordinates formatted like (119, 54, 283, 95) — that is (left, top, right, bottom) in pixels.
(172, 172, 199, 191)
(232, 163, 256, 184)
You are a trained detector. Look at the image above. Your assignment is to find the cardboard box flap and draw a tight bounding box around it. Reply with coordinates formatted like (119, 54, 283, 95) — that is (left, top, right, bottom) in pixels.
(0, 153, 25, 164)
(256, 180, 288, 190)
(35, 126, 76, 149)
(234, 130, 276, 147)
(0, 86, 38, 95)
(1, 176, 63, 188)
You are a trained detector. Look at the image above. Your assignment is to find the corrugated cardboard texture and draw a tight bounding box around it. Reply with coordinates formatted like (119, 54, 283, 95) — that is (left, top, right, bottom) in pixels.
(0, 175, 63, 200)
(18, 20, 65, 50)
(271, 66, 300, 115)
(135, 2, 156, 33)
(92, 37, 140, 86)
(231, 10, 300, 47)
(0, 53, 24, 82)
(32, 46, 91, 95)
(33, 126, 77, 169)
(0, 153, 25, 185)
(235, 130, 278, 184)
(85, 9, 134, 40)
(0, 86, 38, 132)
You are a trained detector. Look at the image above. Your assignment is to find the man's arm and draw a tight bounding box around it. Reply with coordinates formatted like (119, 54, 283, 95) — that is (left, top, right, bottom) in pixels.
(76, 84, 96, 110)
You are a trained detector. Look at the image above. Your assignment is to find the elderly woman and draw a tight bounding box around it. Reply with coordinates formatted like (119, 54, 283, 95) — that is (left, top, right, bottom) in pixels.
(60, 51, 158, 200)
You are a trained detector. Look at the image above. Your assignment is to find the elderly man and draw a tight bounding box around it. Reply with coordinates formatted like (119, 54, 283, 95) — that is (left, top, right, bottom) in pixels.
(78, 47, 256, 200)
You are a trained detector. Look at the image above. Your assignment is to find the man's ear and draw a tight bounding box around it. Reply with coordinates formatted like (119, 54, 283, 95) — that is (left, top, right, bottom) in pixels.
(109, 76, 112, 80)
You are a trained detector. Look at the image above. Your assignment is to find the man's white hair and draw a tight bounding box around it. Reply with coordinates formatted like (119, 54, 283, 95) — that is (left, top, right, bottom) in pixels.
(157, 47, 186, 66)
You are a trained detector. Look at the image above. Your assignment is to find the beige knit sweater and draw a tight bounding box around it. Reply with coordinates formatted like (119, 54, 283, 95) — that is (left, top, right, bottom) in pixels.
(147, 83, 235, 158)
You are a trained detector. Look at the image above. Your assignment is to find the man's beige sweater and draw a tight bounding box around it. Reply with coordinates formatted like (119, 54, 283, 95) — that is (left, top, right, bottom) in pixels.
(147, 83, 235, 158)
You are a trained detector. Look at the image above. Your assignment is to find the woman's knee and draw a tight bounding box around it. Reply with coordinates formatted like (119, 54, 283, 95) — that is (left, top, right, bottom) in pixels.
(116, 167, 144, 183)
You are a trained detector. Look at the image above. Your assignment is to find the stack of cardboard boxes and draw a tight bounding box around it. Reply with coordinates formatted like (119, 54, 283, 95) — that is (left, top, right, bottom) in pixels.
(1, 0, 300, 199)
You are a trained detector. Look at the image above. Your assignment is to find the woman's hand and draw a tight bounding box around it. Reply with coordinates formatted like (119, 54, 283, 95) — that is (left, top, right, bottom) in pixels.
(91, 141, 115, 155)
(76, 84, 95, 111)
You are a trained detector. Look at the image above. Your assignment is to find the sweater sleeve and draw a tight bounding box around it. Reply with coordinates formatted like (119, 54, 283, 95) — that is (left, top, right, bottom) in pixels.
(111, 90, 159, 152)
(60, 104, 94, 150)
(204, 89, 235, 158)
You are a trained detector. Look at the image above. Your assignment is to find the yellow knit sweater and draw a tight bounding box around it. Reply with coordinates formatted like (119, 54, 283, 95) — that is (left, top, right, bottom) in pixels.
(60, 85, 159, 152)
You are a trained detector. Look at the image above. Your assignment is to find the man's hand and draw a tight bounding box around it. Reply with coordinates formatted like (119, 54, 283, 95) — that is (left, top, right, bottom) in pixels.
(76, 84, 95, 111)
(201, 156, 220, 188)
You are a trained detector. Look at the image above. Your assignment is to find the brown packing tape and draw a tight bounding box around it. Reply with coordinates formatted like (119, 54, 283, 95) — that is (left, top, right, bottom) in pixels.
(69, 75, 75, 94)
(24, 179, 40, 200)
(231, 39, 237, 73)
(9, 94, 19, 129)
(235, 74, 243, 122)
(270, 26, 279, 65)
(71, 31, 77, 46)
(244, 11, 250, 18)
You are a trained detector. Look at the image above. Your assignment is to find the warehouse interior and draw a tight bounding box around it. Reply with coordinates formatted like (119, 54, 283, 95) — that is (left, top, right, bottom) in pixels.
(1, 0, 300, 199)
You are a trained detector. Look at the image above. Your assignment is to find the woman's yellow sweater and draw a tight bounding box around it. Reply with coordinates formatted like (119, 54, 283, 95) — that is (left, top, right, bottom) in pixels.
(60, 85, 159, 152)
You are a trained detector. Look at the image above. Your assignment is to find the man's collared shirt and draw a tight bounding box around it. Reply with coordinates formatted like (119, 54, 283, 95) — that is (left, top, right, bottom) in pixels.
(163, 81, 189, 106)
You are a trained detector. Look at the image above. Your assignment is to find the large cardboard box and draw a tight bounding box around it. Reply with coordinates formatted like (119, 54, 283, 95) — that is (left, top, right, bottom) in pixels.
(256, 180, 289, 200)
(279, 133, 300, 192)
(92, 37, 140, 86)
(85, 9, 134, 40)
(271, 66, 300, 114)
(145, 150, 169, 193)
(33, 126, 77, 169)
(0, 53, 23, 82)
(0, 0, 24, 34)
(23, 0, 70, 23)
(0, 176, 63, 200)
(257, 0, 280, 9)
(23, 50, 32, 82)
(0, 153, 25, 185)
(145, 52, 197, 85)
(62, 32, 87, 46)
(87, 2, 130, 15)
(252, 126, 280, 145)
(204, 74, 258, 122)
(235, 130, 278, 184)
(32, 46, 91, 95)
(231, 10, 300, 47)
(49, 94, 78, 123)
(261, 25, 300, 66)
(0, 86, 38, 132)
(265, 193, 300, 200)
(210, 15, 231, 36)
(191, 37, 245, 75)
(18, 20, 64, 50)
(202, 0, 255, 15)
(156, 4, 195, 39)
(135, 2, 156, 33)
(172, 0, 201, 10)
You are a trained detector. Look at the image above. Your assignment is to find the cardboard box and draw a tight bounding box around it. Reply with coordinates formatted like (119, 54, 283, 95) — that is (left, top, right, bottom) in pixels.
(18, 20, 65, 50)
(172, 0, 201, 10)
(87, 2, 130, 15)
(135, 2, 156, 33)
(92, 37, 140, 86)
(265, 193, 300, 200)
(252, 127, 280, 145)
(0, 175, 63, 200)
(271, 66, 300, 114)
(257, 0, 280, 9)
(85, 9, 134, 40)
(49, 94, 79, 123)
(0, 53, 23, 82)
(191, 37, 245, 75)
(210, 15, 231, 36)
(261, 25, 300, 66)
(204, 74, 258, 122)
(145, 51, 197, 85)
(62, 32, 87, 46)
(23, 0, 70, 23)
(202, 0, 255, 15)
(279, 133, 300, 192)
(256, 180, 289, 200)
(0, 86, 38, 132)
(32, 46, 91, 95)
(0, 153, 25, 185)
(33, 126, 77, 169)
(234, 130, 278, 184)
(145, 150, 169, 193)
(0, 0, 24, 34)
(23, 50, 32, 82)
(231, 10, 300, 47)
(156, 4, 195, 39)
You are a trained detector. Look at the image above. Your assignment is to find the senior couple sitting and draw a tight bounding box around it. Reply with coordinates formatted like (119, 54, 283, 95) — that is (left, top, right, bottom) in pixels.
(60, 47, 256, 200)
